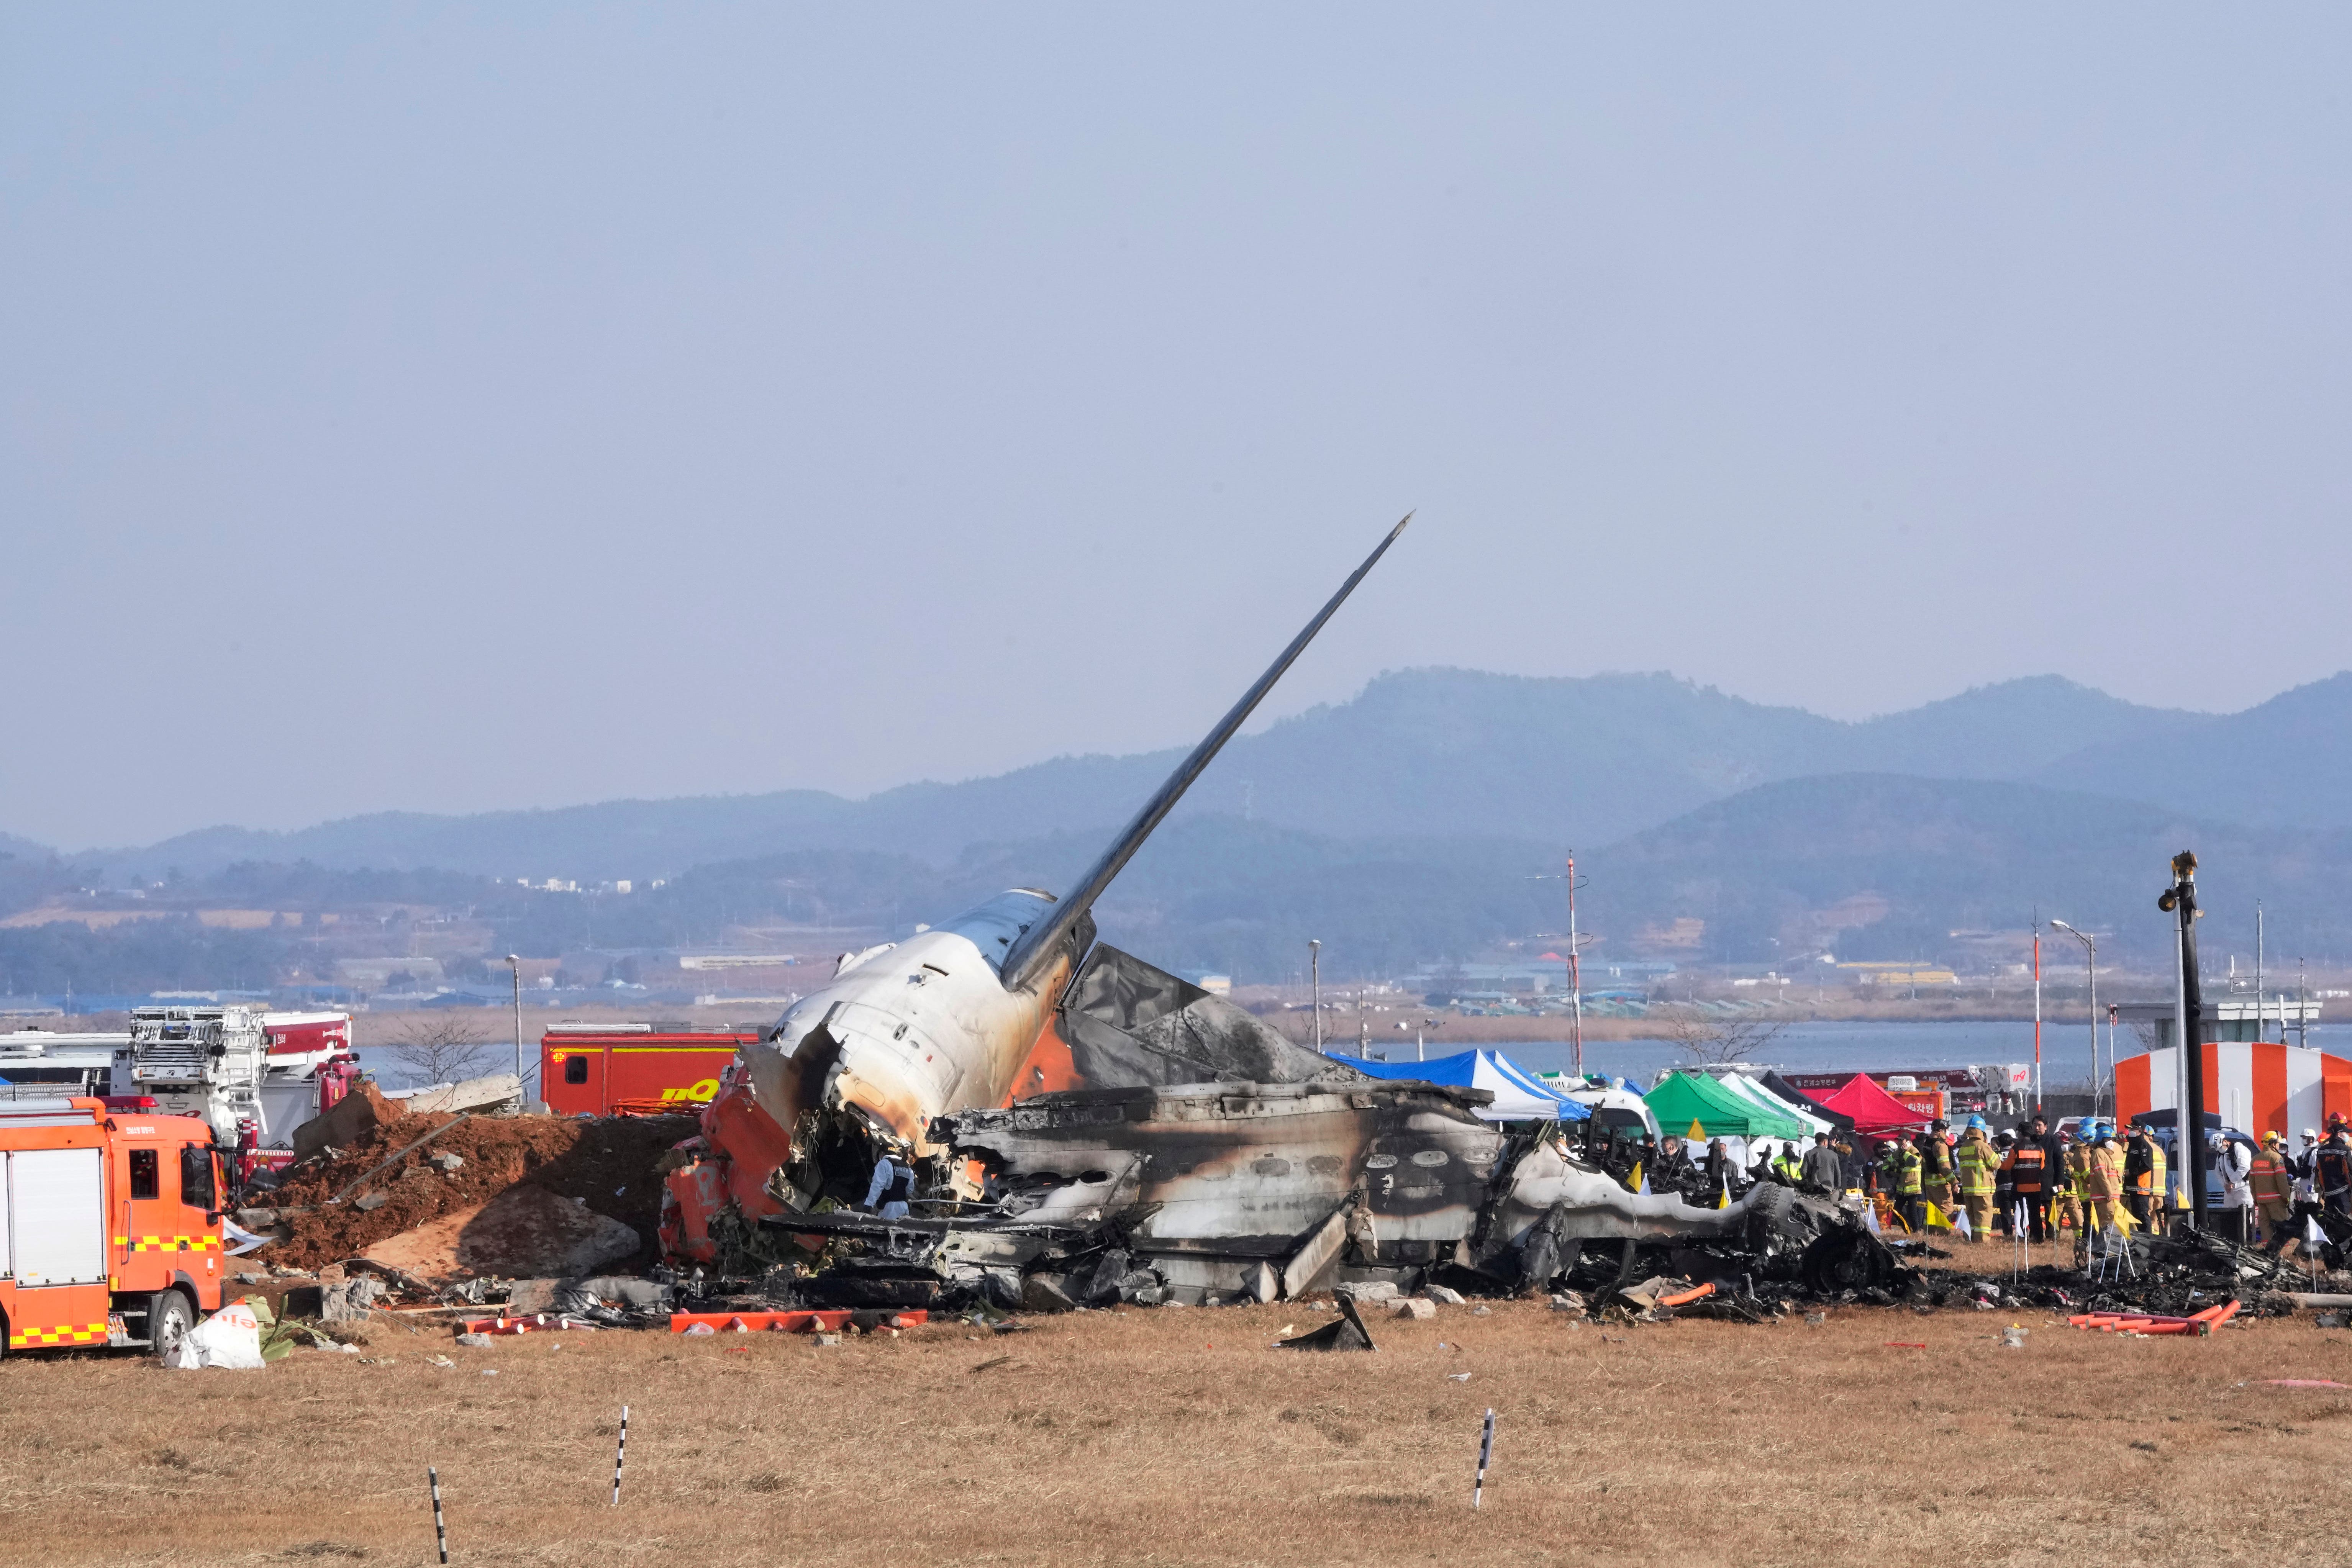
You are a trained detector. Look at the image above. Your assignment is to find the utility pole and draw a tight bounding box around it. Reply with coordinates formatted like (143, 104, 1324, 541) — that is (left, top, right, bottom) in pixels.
(1565, 854, 1585, 1078)
(1310, 939, 1323, 1054)
(2032, 921, 2043, 1113)
(2052, 921, 2096, 1117)
(2255, 901, 2266, 1044)
(1357, 987, 1367, 1055)
(508, 954, 525, 1101)
(2161, 852, 2209, 1229)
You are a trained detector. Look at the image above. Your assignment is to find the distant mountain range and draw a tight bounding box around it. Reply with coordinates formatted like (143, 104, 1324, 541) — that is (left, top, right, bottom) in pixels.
(31, 668, 2352, 881)
(5, 668, 2347, 980)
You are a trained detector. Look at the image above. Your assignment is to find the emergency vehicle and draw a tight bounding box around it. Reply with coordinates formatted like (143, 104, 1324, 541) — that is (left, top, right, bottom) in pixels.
(541, 1022, 762, 1116)
(110, 1007, 360, 1180)
(0, 1096, 227, 1357)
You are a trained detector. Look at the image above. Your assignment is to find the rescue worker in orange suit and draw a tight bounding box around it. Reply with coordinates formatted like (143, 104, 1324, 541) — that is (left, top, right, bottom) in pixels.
(2083, 1121, 2126, 1237)
(2123, 1124, 2167, 1230)
(2249, 1132, 2298, 1254)
(2316, 1120, 2352, 1220)
(1916, 1119, 1956, 1221)
(1953, 1118, 1998, 1243)
(2002, 1118, 2054, 1243)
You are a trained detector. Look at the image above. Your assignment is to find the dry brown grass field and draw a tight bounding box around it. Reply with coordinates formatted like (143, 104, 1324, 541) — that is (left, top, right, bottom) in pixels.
(3, 1288, 2348, 1568)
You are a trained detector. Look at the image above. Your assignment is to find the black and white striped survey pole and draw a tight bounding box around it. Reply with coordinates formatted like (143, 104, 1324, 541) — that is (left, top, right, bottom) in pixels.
(611, 1405, 629, 1506)
(427, 1466, 449, 1563)
(1473, 1409, 1496, 1509)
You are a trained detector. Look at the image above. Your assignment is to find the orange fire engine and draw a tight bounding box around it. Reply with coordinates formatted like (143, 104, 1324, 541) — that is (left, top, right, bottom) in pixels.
(0, 1096, 228, 1357)
(541, 1023, 762, 1117)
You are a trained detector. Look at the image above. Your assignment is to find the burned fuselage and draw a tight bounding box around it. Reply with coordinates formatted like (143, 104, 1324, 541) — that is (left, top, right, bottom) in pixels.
(935, 1075, 1825, 1303)
(941, 1079, 1503, 1300)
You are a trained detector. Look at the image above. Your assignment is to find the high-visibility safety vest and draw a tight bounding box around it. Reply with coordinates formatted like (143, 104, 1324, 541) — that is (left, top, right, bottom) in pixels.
(1881, 1144, 1923, 1196)
(2064, 1147, 2092, 1198)
(2086, 1142, 2125, 1201)
(2127, 1140, 2167, 1196)
(2319, 1144, 2352, 1196)
(2004, 1144, 2050, 1193)
(1954, 1136, 1998, 1195)
(2248, 1153, 2293, 1205)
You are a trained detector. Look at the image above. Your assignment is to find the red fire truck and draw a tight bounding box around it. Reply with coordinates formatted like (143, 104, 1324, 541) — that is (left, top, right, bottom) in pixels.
(541, 1023, 763, 1116)
(0, 1096, 227, 1357)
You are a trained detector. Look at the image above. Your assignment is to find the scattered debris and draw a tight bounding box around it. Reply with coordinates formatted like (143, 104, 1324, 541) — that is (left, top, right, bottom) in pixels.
(163, 1301, 267, 1371)
(1275, 1294, 1377, 1352)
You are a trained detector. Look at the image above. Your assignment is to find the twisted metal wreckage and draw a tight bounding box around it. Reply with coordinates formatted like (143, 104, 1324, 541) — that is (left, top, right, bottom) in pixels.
(655, 517, 1865, 1311)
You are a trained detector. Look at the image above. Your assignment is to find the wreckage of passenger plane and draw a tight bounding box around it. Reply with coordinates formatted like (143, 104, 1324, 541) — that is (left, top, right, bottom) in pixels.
(657, 514, 1856, 1304)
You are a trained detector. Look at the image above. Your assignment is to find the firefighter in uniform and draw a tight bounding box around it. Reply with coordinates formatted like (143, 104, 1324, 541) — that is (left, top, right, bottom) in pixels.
(2123, 1124, 2167, 1229)
(1917, 1119, 1956, 1221)
(2083, 1121, 2126, 1237)
(1879, 1136, 1924, 1231)
(2054, 1128, 2088, 1236)
(2315, 1120, 2352, 1219)
(1992, 1131, 2018, 1232)
(2249, 1132, 2298, 1253)
(2002, 1126, 2053, 1242)
(1953, 1117, 1998, 1243)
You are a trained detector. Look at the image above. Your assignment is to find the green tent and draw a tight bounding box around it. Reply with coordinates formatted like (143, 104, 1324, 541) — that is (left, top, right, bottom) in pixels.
(1641, 1070, 1807, 1140)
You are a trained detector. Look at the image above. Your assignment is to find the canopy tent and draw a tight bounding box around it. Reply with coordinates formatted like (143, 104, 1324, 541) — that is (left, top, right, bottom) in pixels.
(1642, 1071, 1807, 1140)
(1807, 1073, 1932, 1138)
(1759, 1070, 1855, 1134)
(1326, 1050, 1589, 1122)
(1717, 1073, 1834, 1144)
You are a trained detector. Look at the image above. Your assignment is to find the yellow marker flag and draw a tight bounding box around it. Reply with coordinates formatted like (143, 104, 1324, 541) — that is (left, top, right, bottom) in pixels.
(1922, 1199, 1952, 1232)
(2175, 1180, 2191, 1211)
(1716, 1181, 1731, 1210)
(2110, 1203, 2137, 1237)
(1628, 1162, 1643, 1192)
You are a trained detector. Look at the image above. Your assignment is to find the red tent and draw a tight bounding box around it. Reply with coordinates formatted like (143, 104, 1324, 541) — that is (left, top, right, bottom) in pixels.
(1808, 1073, 1932, 1138)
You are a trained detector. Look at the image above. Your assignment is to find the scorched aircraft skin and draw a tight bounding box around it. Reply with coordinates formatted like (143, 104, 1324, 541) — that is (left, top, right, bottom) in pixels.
(659, 518, 1412, 1267)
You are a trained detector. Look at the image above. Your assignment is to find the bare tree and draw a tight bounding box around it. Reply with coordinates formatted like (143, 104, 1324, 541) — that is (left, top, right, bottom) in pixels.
(380, 1014, 501, 1088)
(1655, 1004, 1790, 1068)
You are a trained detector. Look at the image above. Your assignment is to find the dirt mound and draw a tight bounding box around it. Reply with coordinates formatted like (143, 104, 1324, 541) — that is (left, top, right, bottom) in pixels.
(364, 1187, 642, 1279)
(261, 1109, 697, 1273)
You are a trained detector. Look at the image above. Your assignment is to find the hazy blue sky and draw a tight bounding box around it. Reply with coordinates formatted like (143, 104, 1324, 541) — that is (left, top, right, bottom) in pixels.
(7, 8, 2349, 848)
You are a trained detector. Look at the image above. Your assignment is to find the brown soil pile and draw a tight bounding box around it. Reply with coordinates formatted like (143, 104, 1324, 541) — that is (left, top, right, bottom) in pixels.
(262, 1110, 699, 1273)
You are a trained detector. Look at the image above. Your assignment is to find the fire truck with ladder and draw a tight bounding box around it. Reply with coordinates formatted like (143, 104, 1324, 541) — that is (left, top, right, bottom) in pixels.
(111, 1006, 361, 1181)
(0, 1096, 228, 1357)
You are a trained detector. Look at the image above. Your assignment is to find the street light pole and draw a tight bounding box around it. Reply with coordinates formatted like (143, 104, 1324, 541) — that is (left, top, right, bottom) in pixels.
(507, 954, 525, 1102)
(1310, 939, 1323, 1054)
(2160, 852, 2209, 1229)
(2051, 921, 2096, 1115)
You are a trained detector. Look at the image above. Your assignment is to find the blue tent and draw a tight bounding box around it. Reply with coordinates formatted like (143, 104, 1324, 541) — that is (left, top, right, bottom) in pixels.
(1327, 1049, 1589, 1122)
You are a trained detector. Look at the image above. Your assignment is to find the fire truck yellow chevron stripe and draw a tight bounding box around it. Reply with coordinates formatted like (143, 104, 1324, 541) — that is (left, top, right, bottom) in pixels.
(10, 1322, 108, 1347)
(110, 1235, 221, 1252)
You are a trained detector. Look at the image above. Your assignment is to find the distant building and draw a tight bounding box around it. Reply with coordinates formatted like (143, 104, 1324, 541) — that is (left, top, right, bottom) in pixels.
(2113, 998, 2321, 1054)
